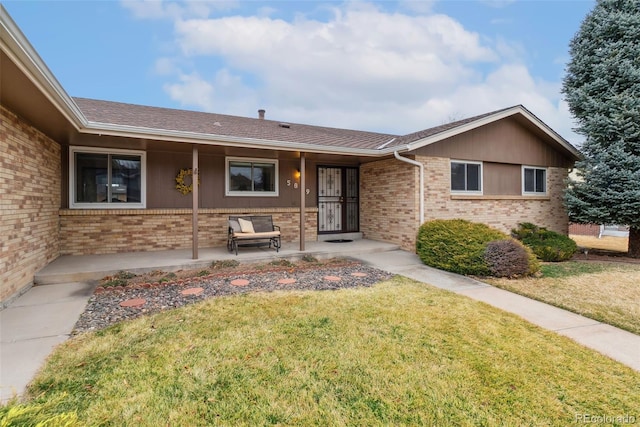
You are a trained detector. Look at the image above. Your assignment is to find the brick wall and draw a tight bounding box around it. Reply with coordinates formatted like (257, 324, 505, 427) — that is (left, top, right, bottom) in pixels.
(360, 155, 570, 251)
(1, 106, 61, 306)
(59, 208, 318, 255)
(569, 223, 601, 237)
(360, 158, 420, 251)
(420, 155, 569, 235)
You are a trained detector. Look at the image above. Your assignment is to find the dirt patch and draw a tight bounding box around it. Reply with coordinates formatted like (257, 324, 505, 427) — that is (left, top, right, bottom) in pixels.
(571, 248, 640, 264)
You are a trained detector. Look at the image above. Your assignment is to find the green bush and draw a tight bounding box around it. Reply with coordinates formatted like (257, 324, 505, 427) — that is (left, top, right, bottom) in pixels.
(484, 239, 540, 278)
(511, 223, 577, 262)
(416, 219, 508, 275)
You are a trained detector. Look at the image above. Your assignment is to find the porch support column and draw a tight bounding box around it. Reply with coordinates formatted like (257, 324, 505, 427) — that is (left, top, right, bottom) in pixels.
(299, 153, 306, 251)
(192, 145, 199, 259)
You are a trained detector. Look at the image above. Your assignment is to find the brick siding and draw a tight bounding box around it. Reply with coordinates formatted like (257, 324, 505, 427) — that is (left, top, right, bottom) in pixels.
(421, 156, 569, 235)
(1, 106, 61, 306)
(59, 208, 318, 255)
(568, 223, 601, 237)
(360, 155, 570, 251)
(360, 158, 420, 251)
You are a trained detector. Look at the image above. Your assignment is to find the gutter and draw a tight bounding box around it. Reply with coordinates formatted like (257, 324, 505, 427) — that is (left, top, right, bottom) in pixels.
(83, 122, 396, 157)
(394, 150, 424, 224)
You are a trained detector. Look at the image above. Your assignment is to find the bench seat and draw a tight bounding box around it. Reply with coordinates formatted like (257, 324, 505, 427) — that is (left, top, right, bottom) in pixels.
(227, 215, 281, 255)
(231, 231, 281, 240)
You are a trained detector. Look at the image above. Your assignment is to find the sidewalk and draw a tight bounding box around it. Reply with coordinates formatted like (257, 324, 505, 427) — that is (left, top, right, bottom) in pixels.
(1, 282, 96, 402)
(2, 246, 638, 403)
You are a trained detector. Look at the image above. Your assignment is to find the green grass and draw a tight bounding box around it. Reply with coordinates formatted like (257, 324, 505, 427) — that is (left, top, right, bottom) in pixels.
(488, 261, 640, 334)
(539, 261, 611, 278)
(6, 278, 640, 426)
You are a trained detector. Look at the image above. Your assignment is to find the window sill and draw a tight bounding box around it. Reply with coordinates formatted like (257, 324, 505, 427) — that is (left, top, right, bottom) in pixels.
(450, 195, 550, 201)
(59, 207, 319, 216)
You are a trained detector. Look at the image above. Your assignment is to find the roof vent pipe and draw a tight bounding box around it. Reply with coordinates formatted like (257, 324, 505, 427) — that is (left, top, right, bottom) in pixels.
(394, 150, 424, 225)
(258, 109, 265, 120)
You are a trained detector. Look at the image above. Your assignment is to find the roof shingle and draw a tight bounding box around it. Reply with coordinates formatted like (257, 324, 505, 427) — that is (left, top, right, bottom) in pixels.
(74, 97, 398, 150)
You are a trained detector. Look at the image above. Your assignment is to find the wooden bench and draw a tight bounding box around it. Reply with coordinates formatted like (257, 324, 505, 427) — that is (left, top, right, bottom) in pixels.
(227, 215, 281, 255)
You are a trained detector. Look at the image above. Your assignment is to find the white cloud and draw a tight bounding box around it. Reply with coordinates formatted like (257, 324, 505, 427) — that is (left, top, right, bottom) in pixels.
(163, 69, 258, 115)
(154, 57, 179, 75)
(127, 1, 582, 145)
(121, 0, 237, 20)
(163, 72, 216, 111)
(168, 3, 497, 112)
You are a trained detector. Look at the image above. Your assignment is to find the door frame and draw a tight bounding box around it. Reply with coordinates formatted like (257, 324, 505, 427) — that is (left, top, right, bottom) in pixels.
(317, 165, 359, 234)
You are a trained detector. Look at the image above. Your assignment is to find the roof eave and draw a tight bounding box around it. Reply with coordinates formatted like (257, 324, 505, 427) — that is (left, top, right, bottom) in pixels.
(0, 5, 87, 129)
(404, 105, 582, 161)
(83, 122, 389, 157)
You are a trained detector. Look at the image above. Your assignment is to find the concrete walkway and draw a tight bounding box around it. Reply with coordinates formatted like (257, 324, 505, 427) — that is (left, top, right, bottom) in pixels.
(2, 244, 639, 403)
(1, 282, 96, 402)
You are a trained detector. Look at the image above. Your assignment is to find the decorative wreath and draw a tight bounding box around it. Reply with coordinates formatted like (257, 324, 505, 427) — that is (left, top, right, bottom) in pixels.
(175, 168, 200, 195)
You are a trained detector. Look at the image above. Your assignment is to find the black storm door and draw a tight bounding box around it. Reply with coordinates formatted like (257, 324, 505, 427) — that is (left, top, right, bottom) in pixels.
(317, 166, 359, 233)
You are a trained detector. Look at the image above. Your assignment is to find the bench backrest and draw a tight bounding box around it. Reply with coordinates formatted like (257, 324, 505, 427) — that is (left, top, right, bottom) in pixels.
(229, 215, 275, 233)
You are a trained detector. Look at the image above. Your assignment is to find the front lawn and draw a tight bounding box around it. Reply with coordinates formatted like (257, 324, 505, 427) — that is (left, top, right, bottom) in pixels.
(4, 277, 639, 426)
(570, 235, 629, 253)
(488, 261, 640, 335)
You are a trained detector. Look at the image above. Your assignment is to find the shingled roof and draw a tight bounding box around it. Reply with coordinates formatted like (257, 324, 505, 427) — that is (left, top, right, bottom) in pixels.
(74, 98, 398, 151)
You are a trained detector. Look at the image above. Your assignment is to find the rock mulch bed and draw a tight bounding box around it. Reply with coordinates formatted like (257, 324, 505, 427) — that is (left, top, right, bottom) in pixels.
(73, 262, 393, 334)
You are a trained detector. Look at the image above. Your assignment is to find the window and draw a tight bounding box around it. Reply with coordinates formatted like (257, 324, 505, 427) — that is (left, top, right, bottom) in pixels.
(226, 157, 278, 196)
(522, 166, 546, 195)
(451, 161, 482, 193)
(70, 147, 145, 208)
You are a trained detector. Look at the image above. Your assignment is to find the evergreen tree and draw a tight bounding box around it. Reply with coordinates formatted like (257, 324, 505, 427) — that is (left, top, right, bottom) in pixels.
(562, 0, 640, 257)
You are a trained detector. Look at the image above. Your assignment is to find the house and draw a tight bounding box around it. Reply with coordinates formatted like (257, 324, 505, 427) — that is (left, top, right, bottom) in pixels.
(0, 7, 581, 306)
(566, 171, 630, 238)
(569, 223, 630, 238)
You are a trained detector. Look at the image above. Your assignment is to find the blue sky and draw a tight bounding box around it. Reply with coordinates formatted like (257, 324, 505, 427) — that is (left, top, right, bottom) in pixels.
(3, 0, 594, 143)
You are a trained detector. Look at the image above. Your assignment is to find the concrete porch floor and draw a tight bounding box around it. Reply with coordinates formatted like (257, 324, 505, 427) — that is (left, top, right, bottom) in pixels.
(35, 239, 400, 285)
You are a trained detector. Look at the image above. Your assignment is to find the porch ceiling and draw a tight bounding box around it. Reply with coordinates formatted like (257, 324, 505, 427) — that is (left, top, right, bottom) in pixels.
(0, 51, 76, 143)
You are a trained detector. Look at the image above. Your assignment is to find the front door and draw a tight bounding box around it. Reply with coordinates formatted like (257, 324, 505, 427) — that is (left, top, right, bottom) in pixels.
(318, 166, 359, 233)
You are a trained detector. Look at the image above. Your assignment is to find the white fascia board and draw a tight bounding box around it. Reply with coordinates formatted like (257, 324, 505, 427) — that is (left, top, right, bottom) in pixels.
(405, 105, 581, 160)
(0, 5, 87, 129)
(516, 106, 582, 159)
(82, 122, 386, 157)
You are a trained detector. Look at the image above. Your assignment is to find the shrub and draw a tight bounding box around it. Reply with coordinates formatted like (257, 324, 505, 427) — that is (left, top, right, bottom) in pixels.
(512, 223, 578, 262)
(158, 272, 177, 283)
(484, 239, 540, 278)
(102, 270, 137, 287)
(302, 254, 318, 263)
(211, 259, 240, 269)
(416, 219, 508, 275)
(270, 259, 294, 267)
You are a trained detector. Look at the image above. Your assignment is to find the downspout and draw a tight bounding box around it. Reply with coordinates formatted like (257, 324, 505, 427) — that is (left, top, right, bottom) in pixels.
(394, 150, 424, 224)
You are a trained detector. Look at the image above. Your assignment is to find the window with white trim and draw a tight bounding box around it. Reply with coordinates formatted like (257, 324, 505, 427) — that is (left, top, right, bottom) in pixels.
(70, 147, 146, 208)
(522, 166, 546, 195)
(451, 161, 482, 193)
(226, 157, 278, 196)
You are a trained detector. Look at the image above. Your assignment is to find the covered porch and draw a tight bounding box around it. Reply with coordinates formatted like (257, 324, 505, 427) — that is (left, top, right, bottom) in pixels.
(35, 239, 400, 285)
